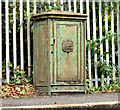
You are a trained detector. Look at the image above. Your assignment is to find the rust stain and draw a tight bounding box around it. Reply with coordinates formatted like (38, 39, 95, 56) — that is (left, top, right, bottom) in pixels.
(41, 65, 44, 73)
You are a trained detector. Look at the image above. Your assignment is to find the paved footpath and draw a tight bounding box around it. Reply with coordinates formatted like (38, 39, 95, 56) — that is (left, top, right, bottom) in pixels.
(0, 93, 120, 109)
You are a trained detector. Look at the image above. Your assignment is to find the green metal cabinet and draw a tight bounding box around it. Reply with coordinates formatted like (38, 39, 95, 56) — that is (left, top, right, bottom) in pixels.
(32, 11, 87, 95)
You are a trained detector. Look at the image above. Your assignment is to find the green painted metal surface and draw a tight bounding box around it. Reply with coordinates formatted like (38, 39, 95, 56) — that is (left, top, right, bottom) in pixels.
(32, 11, 87, 95)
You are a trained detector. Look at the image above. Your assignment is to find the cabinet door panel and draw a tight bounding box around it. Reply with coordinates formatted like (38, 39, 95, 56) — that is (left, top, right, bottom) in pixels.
(53, 21, 81, 83)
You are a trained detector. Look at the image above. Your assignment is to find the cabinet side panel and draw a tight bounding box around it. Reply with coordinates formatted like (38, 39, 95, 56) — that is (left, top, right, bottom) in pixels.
(34, 21, 48, 87)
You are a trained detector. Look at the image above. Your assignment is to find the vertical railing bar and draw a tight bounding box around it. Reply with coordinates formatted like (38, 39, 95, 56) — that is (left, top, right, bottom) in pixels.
(54, 0, 56, 7)
(13, 0, 17, 77)
(6, 0, 10, 83)
(64, 1, 67, 11)
(117, 3, 120, 76)
(74, 0, 77, 13)
(48, 0, 50, 9)
(105, 2, 110, 84)
(99, 0, 103, 62)
(48, 0, 50, 5)
(0, 0, 2, 86)
(27, 0, 31, 76)
(20, 0, 24, 70)
(41, 1, 43, 7)
(41, 0, 44, 12)
(60, 0, 63, 11)
(111, 2, 115, 80)
(99, 0, 104, 86)
(86, 0, 92, 87)
(34, 0, 37, 14)
(93, 0, 98, 88)
(80, 0, 83, 13)
(68, 0, 71, 12)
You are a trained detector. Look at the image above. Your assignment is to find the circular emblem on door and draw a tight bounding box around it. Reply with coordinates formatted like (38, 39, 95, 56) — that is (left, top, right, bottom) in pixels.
(62, 40, 74, 53)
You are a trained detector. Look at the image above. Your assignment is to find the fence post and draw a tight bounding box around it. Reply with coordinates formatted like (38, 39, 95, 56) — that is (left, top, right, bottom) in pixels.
(13, 0, 17, 76)
(0, 0, 2, 86)
(20, 0, 24, 70)
(6, 0, 10, 83)
(111, 2, 115, 80)
(93, 0, 98, 88)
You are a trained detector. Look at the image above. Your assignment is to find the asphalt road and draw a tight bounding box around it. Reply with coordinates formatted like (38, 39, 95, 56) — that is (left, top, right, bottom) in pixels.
(0, 93, 120, 107)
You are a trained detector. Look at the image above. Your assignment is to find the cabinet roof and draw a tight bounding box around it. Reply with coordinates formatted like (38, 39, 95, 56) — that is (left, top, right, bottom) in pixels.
(31, 10, 87, 21)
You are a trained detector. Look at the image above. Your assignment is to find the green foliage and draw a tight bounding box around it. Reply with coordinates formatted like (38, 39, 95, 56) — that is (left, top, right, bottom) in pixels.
(42, 2, 63, 12)
(10, 68, 28, 85)
(86, 31, 118, 74)
(86, 76, 120, 94)
(86, 79, 95, 94)
(2, 62, 31, 85)
(86, 31, 119, 94)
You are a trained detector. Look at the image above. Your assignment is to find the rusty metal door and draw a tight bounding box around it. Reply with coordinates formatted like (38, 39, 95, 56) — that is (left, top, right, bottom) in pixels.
(52, 21, 82, 84)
